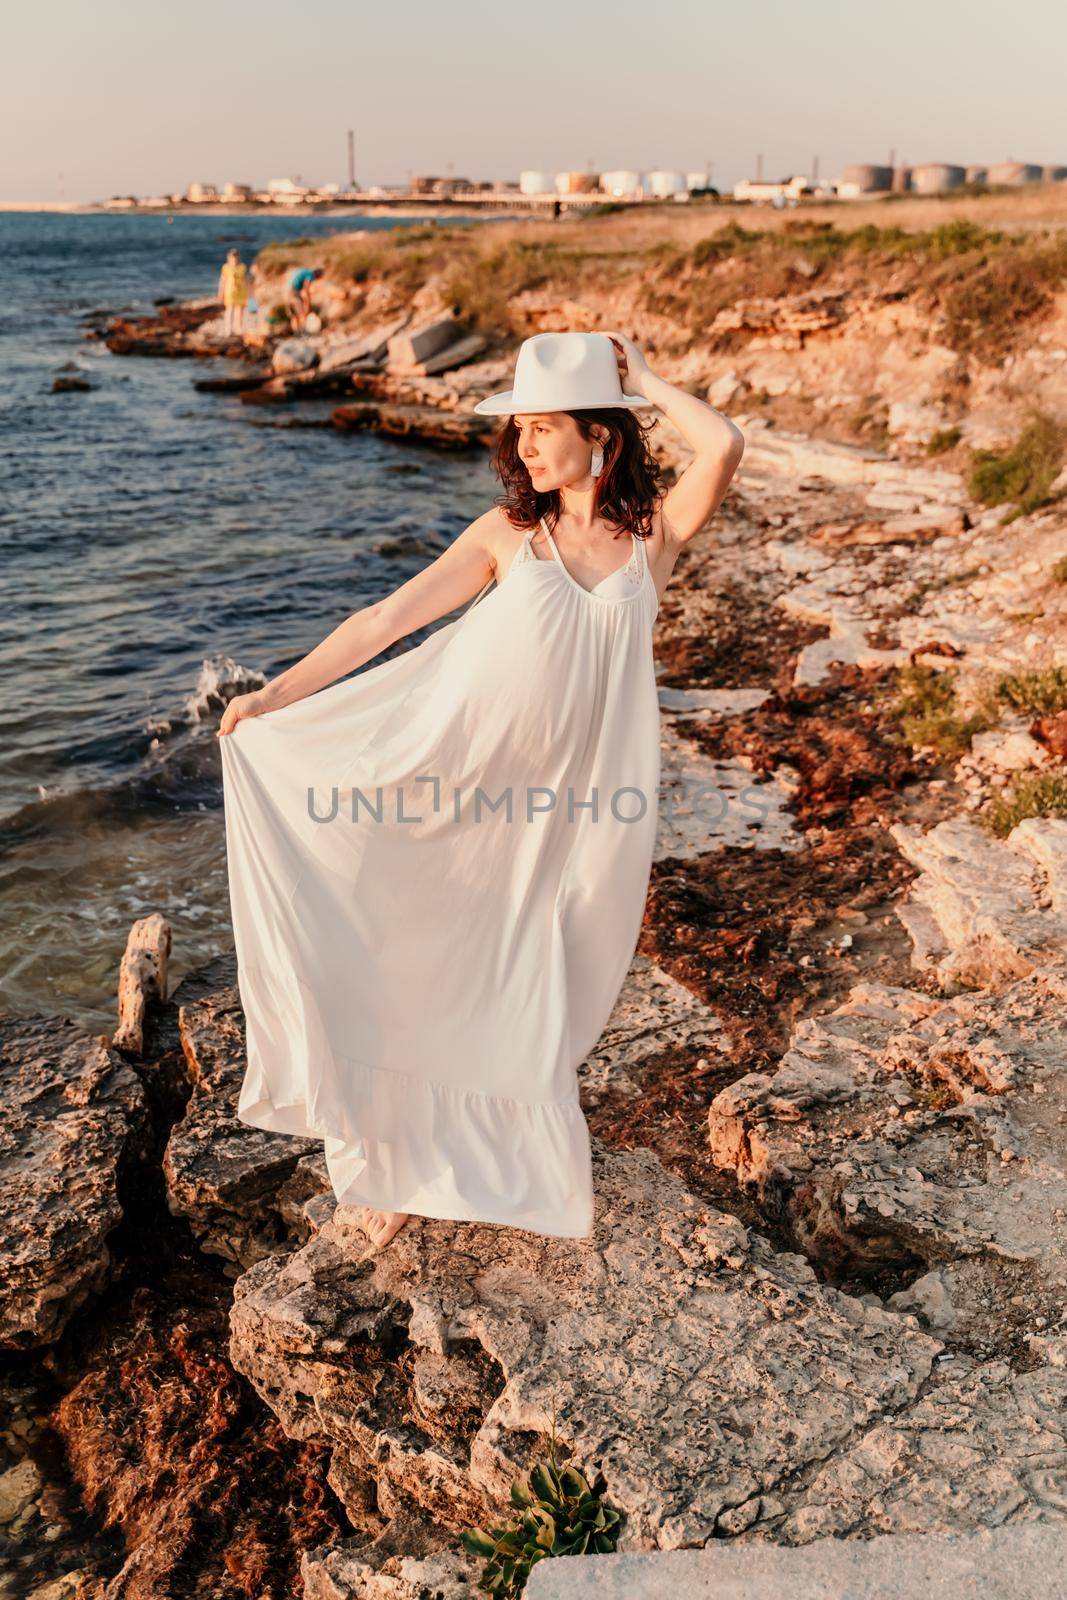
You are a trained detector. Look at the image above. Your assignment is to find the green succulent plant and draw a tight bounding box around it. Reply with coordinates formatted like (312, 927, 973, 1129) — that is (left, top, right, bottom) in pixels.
(460, 1456, 620, 1597)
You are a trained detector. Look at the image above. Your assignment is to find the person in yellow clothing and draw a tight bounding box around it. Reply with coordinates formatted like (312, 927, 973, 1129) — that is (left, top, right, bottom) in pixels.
(217, 249, 250, 337)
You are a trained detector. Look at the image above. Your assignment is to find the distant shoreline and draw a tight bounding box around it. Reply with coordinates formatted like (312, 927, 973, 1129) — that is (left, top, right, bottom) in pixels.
(0, 198, 637, 220)
(0, 201, 499, 220)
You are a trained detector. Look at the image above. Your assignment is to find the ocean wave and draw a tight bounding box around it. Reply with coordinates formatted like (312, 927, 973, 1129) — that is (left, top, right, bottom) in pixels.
(0, 653, 267, 852)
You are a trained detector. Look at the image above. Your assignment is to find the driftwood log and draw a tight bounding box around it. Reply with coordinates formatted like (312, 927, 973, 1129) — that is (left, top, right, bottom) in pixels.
(113, 913, 172, 1055)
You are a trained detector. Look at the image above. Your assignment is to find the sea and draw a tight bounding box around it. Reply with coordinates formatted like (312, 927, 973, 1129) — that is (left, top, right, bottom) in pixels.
(0, 211, 498, 1029)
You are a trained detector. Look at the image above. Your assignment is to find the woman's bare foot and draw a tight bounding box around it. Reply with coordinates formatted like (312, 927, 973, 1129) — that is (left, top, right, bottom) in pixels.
(352, 1206, 410, 1251)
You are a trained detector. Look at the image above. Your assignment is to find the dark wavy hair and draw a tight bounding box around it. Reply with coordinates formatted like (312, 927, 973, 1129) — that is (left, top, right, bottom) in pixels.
(491, 408, 665, 541)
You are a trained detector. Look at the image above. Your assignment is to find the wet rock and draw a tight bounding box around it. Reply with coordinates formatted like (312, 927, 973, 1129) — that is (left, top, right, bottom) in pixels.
(102, 299, 223, 357)
(163, 984, 329, 1269)
(330, 401, 494, 449)
(239, 366, 364, 404)
(0, 1016, 151, 1350)
(192, 368, 272, 393)
(50, 375, 92, 393)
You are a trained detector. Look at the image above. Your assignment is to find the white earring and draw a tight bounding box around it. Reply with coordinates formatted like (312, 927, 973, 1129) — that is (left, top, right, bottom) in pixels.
(589, 445, 604, 478)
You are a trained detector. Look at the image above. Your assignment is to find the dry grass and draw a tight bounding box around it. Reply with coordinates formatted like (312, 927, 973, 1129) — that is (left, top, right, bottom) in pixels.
(254, 185, 1067, 361)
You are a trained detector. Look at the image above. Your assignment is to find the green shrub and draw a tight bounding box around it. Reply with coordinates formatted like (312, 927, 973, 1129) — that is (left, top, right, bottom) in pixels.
(893, 664, 996, 757)
(925, 426, 962, 456)
(968, 412, 1066, 523)
(1050, 555, 1067, 584)
(460, 1454, 620, 1597)
(995, 665, 1067, 716)
(985, 772, 1067, 837)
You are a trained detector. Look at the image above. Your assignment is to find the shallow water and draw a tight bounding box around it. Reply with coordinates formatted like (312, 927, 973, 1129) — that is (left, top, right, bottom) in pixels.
(0, 212, 496, 1027)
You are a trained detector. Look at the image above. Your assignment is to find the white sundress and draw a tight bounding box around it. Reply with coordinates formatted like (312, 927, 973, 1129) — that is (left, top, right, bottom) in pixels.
(219, 515, 661, 1238)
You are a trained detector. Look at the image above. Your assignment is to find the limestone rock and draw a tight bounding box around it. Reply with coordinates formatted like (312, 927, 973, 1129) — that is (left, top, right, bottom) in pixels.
(228, 1144, 939, 1554)
(528, 1522, 1067, 1597)
(755, 1354, 1067, 1545)
(578, 954, 727, 1101)
(891, 816, 1067, 990)
(707, 371, 745, 409)
(707, 975, 1067, 1349)
(318, 318, 410, 372)
(887, 400, 947, 443)
(656, 712, 802, 859)
(0, 1015, 151, 1350)
(386, 318, 462, 374)
(713, 291, 850, 341)
(403, 333, 488, 378)
(301, 1509, 478, 1599)
(272, 339, 319, 375)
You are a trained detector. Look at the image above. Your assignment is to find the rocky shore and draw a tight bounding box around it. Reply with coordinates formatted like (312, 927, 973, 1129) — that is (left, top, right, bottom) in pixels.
(5, 198, 1067, 1596)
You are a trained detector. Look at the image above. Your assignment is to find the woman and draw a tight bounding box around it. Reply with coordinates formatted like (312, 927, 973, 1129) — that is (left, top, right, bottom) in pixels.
(217, 330, 744, 1253)
(217, 248, 249, 337)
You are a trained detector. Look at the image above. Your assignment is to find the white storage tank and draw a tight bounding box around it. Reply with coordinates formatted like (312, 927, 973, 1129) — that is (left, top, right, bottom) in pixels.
(646, 169, 688, 197)
(910, 163, 966, 194)
(599, 169, 643, 198)
(686, 171, 712, 191)
(987, 162, 1042, 186)
(838, 164, 893, 195)
(519, 170, 555, 196)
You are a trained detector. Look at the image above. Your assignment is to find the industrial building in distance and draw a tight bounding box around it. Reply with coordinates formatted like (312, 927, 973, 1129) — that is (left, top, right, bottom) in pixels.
(101, 158, 1067, 212)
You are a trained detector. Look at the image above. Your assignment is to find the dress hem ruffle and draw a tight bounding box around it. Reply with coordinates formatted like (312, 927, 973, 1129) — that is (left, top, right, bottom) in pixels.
(239, 1088, 591, 1235)
(234, 952, 595, 1239)
(236, 1094, 595, 1239)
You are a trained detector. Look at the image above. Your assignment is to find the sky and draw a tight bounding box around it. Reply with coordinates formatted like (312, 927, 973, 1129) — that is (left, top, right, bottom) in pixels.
(2, 0, 1066, 203)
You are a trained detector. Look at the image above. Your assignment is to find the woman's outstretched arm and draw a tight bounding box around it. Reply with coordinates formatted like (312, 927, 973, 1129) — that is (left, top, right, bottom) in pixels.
(217, 509, 503, 734)
(600, 330, 745, 546)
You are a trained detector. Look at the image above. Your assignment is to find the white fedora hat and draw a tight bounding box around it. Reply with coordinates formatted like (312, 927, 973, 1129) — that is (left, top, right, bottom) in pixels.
(473, 331, 652, 416)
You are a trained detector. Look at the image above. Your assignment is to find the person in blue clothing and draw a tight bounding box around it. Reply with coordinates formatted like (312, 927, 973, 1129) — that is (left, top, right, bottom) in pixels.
(288, 265, 324, 331)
